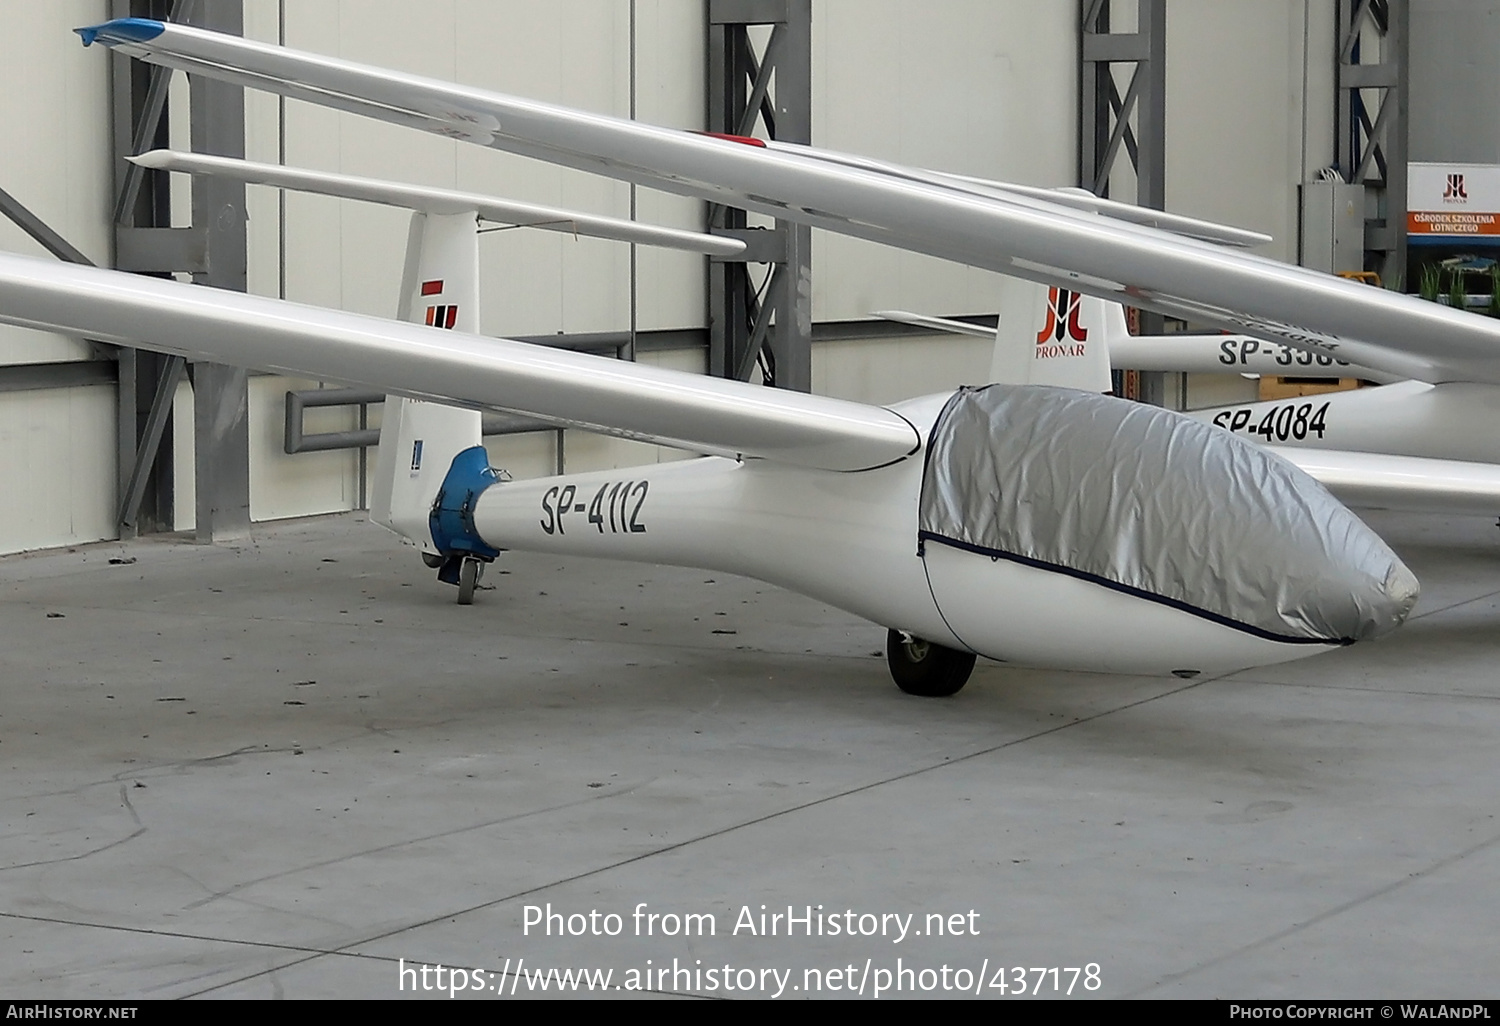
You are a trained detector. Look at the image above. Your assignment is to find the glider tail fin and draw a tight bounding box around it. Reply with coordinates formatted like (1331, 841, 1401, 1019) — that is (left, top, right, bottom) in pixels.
(988, 276, 1118, 393)
(370, 211, 486, 558)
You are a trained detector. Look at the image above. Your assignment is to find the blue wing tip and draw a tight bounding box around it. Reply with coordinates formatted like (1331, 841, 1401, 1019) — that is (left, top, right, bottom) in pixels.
(76, 18, 166, 48)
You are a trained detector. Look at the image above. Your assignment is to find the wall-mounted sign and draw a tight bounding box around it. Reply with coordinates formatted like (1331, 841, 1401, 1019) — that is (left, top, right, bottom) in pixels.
(1408, 163, 1500, 239)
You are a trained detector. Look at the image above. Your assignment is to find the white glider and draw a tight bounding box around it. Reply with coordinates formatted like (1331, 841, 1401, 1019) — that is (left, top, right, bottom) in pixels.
(12, 18, 1431, 695)
(0, 240, 1415, 696)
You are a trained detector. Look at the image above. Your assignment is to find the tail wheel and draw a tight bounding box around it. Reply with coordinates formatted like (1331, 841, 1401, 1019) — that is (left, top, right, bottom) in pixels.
(886, 629, 976, 697)
(456, 557, 482, 605)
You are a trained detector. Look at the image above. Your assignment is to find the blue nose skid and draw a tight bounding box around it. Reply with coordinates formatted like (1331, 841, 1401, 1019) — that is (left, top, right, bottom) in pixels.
(429, 446, 503, 585)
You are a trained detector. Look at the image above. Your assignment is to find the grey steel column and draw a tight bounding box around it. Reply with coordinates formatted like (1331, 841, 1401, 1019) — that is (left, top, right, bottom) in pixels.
(1080, 0, 1167, 402)
(706, 0, 813, 393)
(1336, 0, 1408, 285)
(707, 9, 751, 383)
(1080, 0, 1165, 208)
(111, 0, 185, 537)
(187, 1, 251, 543)
(772, 8, 813, 394)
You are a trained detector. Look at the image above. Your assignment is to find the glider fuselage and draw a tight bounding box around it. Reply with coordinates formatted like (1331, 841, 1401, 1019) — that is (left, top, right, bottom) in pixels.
(466, 393, 1407, 677)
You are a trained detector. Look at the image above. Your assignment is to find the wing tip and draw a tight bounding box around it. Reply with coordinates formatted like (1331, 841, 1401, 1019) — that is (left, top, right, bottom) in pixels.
(76, 18, 166, 48)
(126, 149, 172, 170)
(703, 235, 748, 258)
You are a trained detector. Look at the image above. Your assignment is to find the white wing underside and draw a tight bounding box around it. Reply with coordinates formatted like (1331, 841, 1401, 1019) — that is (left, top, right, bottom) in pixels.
(78, 19, 1500, 387)
(1274, 448, 1500, 516)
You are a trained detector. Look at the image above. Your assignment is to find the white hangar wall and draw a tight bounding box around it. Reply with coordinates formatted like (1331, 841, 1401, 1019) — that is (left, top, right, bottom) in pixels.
(1165, 0, 1338, 266)
(1409, 0, 1500, 164)
(1163, 0, 1337, 410)
(0, 2, 1345, 552)
(810, 1, 1078, 321)
(0, 1, 116, 554)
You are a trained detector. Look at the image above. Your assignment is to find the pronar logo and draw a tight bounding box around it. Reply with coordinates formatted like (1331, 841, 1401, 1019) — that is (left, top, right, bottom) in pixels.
(1443, 173, 1469, 203)
(1034, 287, 1088, 358)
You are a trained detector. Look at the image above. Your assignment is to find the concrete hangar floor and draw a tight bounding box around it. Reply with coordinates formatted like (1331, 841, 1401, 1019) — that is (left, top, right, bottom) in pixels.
(0, 508, 1496, 1000)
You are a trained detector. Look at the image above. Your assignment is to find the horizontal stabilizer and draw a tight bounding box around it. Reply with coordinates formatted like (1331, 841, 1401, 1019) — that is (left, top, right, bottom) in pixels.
(871, 310, 994, 338)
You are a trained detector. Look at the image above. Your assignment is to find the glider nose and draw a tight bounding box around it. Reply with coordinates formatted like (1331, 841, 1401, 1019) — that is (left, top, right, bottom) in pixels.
(1383, 560, 1422, 630)
(916, 385, 1419, 651)
(1290, 513, 1419, 644)
(1353, 554, 1421, 640)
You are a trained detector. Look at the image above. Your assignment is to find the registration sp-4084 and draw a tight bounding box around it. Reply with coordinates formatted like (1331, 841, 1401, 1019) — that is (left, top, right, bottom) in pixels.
(1212, 401, 1331, 443)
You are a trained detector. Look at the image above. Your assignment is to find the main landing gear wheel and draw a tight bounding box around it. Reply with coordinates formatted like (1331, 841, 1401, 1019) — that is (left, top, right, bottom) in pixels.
(886, 629, 976, 697)
(456, 557, 482, 605)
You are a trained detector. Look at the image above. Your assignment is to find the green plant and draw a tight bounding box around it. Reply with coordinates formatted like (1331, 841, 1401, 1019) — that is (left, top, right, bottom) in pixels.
(1446, 268, 1468, 311)
(1419, 262, 1441, 301)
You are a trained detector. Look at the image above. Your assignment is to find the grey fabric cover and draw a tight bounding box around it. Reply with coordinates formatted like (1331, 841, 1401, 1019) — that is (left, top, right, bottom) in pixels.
(918, 385, 1417, 643)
